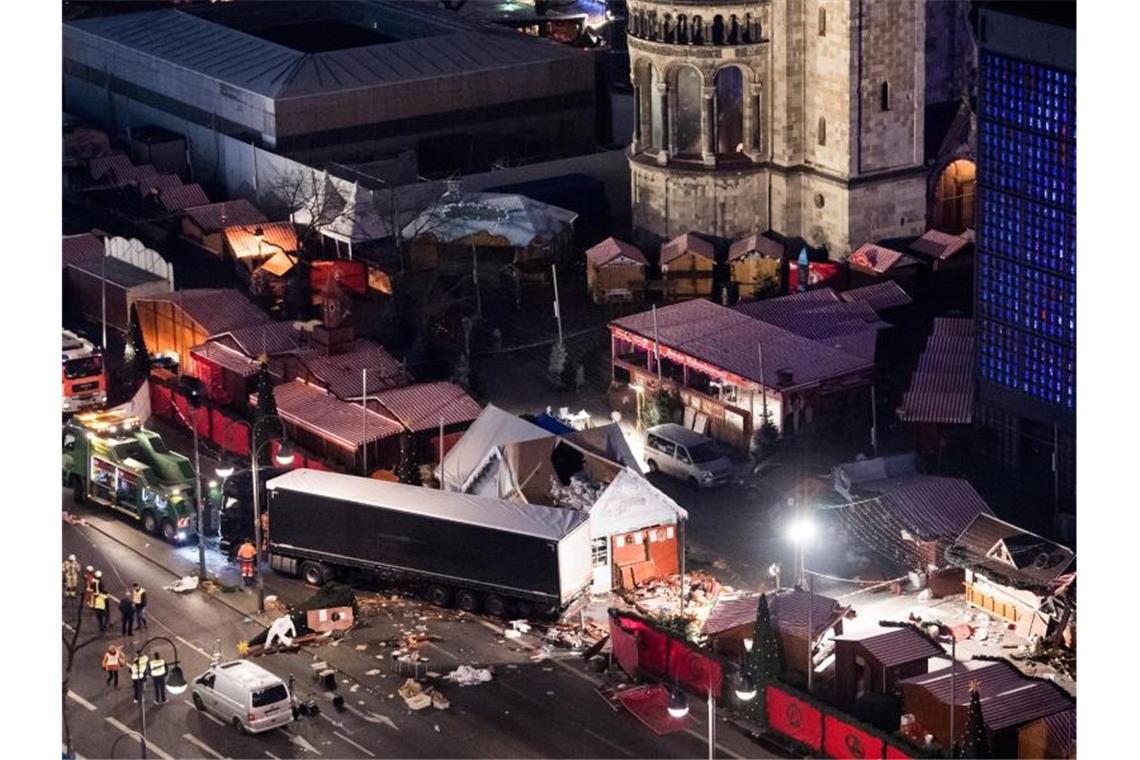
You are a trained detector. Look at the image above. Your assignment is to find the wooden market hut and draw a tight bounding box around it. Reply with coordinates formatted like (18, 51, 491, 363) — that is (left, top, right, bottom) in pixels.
(585, 237, 647, 303)
(832, 624, 946, 706)
(133, 289, 271, 368)
(181, 200, 269, 256)
(660, 232, 715, 299)
(728, 233, 783, 298)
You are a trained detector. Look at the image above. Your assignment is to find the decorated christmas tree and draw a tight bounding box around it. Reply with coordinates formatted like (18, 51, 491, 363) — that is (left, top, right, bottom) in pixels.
(958, 682, 991, 759)
(251, 362, 283, 465)
(396, 431, 422, 485)
(123, 303, 151, 390)
(742, 593, 785, 728)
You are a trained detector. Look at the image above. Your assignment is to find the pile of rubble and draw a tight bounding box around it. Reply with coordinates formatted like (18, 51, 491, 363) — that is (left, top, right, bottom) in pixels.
(548, 473, 604, 511)
(620, 571, 724, 625)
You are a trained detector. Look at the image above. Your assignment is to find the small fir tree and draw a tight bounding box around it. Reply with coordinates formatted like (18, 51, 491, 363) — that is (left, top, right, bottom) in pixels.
(958, 682, 991, 759)
(123, 303, 152, 390)
(396, 432, 422, 486)
(251, 362, 283, 466)
(750, 410, 780, 461)
(742, 593, 785, 728)
(548, 341, 569, 388)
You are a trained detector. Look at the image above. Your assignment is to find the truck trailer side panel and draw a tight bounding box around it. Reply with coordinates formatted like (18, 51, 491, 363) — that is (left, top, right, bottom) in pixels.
(557, 521, 593, 605)
(268, 487, 564, 600)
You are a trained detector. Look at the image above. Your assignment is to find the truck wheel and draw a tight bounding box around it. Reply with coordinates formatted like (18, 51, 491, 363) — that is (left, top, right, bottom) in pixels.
(70, 476, 86, 504)
(160, 519, 177, 543)
(142, 511, 158, 535)
(514, 600, 533, 619)
(455, 589, 480, 613)
(301, 561, 327, 587)
(483, 594, 507, 618)
(646, 459, 658, 473)
(426, 585, 452, 608)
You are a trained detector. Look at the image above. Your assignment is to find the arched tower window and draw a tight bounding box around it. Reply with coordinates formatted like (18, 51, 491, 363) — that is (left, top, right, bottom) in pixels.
(713, 16, 725, 45)
(880, 82, 891, 111)
(818, 117, 827, 146)
(675, 67, 703, 155)
(819, 8, 826, 36)
(715, 67, 745, 155)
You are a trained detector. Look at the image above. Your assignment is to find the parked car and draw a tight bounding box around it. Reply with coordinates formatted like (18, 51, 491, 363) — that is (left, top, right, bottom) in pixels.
(191, 660, 293, 734)
(644, 424, 732, 488)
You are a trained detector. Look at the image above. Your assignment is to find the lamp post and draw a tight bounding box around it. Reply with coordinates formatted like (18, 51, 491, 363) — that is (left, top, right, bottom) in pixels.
(226, 415, 294, 614)
(934, 623, 959, 755)
(666, 671, 757, 759)
(787, 512, 816, 690)
(132, 636, 187, 759)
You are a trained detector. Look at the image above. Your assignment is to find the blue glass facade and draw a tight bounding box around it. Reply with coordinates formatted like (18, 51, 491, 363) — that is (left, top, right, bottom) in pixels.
(977, 52, 1076, 412)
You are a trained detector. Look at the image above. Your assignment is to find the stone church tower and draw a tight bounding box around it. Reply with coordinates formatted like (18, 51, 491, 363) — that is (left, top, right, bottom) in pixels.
(627, 0, 969, 258)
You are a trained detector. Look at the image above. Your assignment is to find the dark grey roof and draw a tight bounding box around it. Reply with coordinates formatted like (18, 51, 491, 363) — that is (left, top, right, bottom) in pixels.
(947, 514, 1075, 590)
(833, 625, 945, 668)
(65, 5, 582, 100)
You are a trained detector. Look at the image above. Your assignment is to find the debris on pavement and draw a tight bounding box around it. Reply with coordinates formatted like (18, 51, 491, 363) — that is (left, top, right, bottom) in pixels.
(445, 665, 493, 686)
(164, 575, 200, 593)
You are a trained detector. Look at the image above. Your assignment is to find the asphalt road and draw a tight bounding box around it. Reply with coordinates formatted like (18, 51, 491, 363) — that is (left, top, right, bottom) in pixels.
(62, 489, 782, 759)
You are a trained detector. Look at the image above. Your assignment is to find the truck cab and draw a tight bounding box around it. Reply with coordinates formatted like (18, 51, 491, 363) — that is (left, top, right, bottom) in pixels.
(63, 410, 197, 543)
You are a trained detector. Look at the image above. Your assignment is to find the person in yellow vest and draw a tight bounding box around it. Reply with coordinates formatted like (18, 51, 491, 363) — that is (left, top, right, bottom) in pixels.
(130, 652, 149, 704)
(92, 590, 110, 635)
(149, 651, 168, 704)
(63, 555, 81, 598)
(131, 583, 148, 631)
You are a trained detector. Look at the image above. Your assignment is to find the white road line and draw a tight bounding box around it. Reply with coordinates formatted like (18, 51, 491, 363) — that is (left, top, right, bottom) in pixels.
(427, 641, 460, 661)
(63, 622, 76, 632)
(182, 732, 227, 759)
(265, 753, 281, 760)
(68, 689, 98, 712)
(104, 717, 176, 760)
(184, 700, 226, 726)
(333, 731, 376, 757)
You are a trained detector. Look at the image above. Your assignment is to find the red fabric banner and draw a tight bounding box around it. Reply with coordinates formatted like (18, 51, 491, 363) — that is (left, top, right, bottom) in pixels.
(195, 406, 211, 439)
(824, 715, 885, 760)
(766, 685, 822, 751)
(311, 260, 367, 295)
(221, 419, 250, 458)
(884, 744, 913, 759)
(612, 614, 668, 676)
(610, 617, 639, 677)
(150, 383, 172, 419)
(666, 639, 722, 699)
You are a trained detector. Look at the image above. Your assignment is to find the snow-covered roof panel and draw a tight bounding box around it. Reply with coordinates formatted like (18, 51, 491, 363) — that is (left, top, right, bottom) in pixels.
(401, 192, 577, 248)
(441, 404, 551, 491)
(587, 468, 687, 537)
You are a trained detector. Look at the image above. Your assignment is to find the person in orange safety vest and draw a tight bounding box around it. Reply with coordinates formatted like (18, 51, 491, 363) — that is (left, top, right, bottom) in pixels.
(236, 540, 257, 586)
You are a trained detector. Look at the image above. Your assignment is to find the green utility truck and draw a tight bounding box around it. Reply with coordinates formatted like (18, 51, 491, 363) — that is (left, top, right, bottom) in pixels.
(63, 410, 197, 543)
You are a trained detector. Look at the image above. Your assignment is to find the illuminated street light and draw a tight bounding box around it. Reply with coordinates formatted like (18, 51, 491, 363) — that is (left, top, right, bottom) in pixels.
(734, 673, 758, 703)
(786, 516, 816, 546)
(667, 685, 689, 719)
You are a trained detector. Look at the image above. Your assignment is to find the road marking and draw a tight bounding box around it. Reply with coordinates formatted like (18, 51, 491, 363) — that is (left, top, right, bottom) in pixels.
(265, 753, 281, 760)
(584, 727, 635, 757)
(184, 700, 226, 726)
(63, 622, 76, 633)
(182, 732, 226, 759)
(68, 689, 98, 712)
(333, 731, 376, 757)
(342, 702, 399, 731)
(104, 717, 176, 760)
(427, 641, 460, 661)
(62, 743, 87, 760)
(281, 730, 321, 755)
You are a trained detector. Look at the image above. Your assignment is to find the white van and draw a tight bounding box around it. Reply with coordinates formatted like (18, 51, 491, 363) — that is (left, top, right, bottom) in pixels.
(191, 660, 293, 734)
(644, 424, 732, 488)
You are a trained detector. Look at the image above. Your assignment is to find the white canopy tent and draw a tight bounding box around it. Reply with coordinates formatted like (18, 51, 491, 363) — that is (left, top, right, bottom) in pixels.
(440, 404, 550, 492)
(585, 467, 687, 539)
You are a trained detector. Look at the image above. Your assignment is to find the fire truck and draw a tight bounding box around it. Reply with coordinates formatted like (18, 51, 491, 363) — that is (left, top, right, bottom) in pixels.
(62, 329, 106, 413)
(62, 410, 197, 543)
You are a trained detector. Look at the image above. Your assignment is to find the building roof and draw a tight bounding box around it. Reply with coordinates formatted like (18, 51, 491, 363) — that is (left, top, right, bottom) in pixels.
(291, 174, 393, 244)
(613, 300, 872, 391)
(138, 289, 271, 336)
(265, 468, 588, 542)
(833, 625, 946, 668)
(62, 233, 104, 262)
(946, 514, 1075, 590)
(66, 6, 584, 100)
(840, 281, 914, 311)
(402, 191, 577, 248)
(190, 342, 262, 378)
(769, 590, 847, 638)
(586, 467, 687, 537)
(254, 379, 403, 451)
(897, 319, 976, 425)
(183, 200, 268, 233)
(258, 251, 297, 278)
(848, 244, 918, 274)
(1039, 709, 1076, 757)
(135, 174, 183, 195)
(586, 237, 647, 267)
(735, 293, 888, 361)
(88, 153, 134, 183)
(855, 475, 994, 543)
(212, 322, 302, 359)
(441, 404, 552, 491)
(899, 659, 1074, 731)
(373, 382, 482, 433)
(224, 222, 300, 259)
(157, 183, 210, 213)
(296, 340, 406, 400)
(660, 233, 715, 265)
(701, 593, 760, 636)
(728, 233, 784, 262)
(64, 249, 167, 289)
(909, 229, 972, 261)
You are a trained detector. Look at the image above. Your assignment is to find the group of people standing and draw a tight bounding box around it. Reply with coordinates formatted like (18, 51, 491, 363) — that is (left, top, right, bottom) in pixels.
(63, 555, 163, 704)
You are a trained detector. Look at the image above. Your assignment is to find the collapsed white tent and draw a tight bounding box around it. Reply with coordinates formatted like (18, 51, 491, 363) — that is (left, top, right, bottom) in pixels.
(585, 467, 687, 539)
(441, 404, 550, 493)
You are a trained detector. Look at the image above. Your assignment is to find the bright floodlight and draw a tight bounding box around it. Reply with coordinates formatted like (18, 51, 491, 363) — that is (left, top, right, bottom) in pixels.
(166, 663, 188, 695)
(667, 686, 689, 719)
(215, 462, 235, 478)
(787, 516, 816, 546)
(734, 674, 757, 702)
(274, 442, 295, 466)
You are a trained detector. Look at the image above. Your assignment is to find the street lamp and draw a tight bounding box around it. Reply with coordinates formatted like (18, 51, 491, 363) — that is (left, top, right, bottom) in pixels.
(667, 671, 757, 760)
(667, 684, 689, 719)
(786, 512, 817, 690)
(132, 636, 187, 759)
(932, 622, 960, 755)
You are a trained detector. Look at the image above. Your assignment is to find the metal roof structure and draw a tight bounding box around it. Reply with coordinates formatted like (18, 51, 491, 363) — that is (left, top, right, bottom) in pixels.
(296, 340, 406, 401)
(909, 229, 972, 261)
(849, 243, 919, 274)
(946, 514, 1075, 590)
(254, 379, 403, 451)
(402, 192, 578, 249)
(373, 382, 482, 433)
(138, 289, 271, 336)
(899, 659, 1074, 731)
(614, 299, 872, 392)
(768, 589, 849, 639)
(897, 318, 975, 425)
(265, 467, 588, 542)
(211, 322, 301, 359)
(183, 200, 269, 233)
(851, 475, 993, 543)
(62, 233, 104, 262)
(832, 625, 946, 668)
(586, 237, 647, 267)
(224, 222, 300, 260)
(190, 342, 262, 378)
(157, 184, 210, 213)
(660, 233, 715, 265)
(840, 281, 914, 311)
(728, 233, 784, 261)
(701, 593, 760, 636)
(63, 250, 167, 290)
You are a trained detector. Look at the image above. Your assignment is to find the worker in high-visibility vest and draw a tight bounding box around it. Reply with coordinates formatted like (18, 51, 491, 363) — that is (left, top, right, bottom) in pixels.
(149, 652, 168, 704)
(130, 652, 149, 705)
(63, 555, 81, 598)
(101, 644, 123, 690)
(92, 590, 109, 635)
(83, 566, 96, 607)
(236, 540, 257, 586)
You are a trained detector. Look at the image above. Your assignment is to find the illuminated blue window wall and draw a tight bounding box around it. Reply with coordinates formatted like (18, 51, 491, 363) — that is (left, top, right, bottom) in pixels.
(977, 52, 1076, 412)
